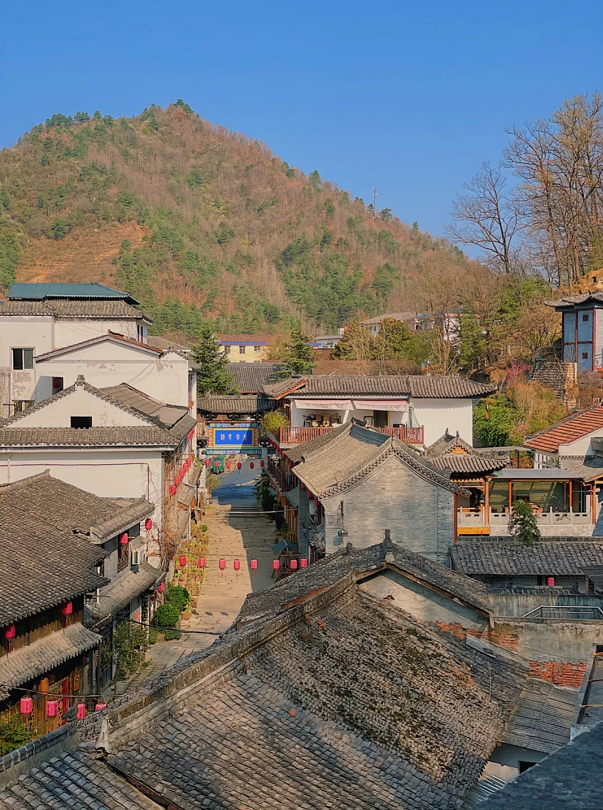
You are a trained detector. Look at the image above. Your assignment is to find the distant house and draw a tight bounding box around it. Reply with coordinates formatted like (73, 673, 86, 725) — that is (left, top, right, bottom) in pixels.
(525, 404, 603, 468)
(279, 421, 465, 562)
(0, 377, 198, 553)
(312, 328, 345, 349)
(361, 311, 460, 343)
(0, 283, 152, 417)
(546, 291, 603, 373)
(218, 335, 273, 363)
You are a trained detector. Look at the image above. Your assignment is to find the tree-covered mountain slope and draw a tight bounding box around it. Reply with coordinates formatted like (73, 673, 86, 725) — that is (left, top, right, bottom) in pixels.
(0, 101, 476, 337)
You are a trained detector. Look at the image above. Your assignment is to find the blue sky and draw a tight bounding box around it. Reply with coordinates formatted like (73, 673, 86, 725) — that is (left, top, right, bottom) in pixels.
(1, 0, 601, 237)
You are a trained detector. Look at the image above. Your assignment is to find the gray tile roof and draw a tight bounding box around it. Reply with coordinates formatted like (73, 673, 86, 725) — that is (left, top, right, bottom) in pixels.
(430, 454, 509, 474)
(225, 361, 280, 392)
(197, 394, 274, 414)
(426, 430, 475, 457)
(284, 422, 349, 463)
(0, 471, 153, 542)
(264, 374, 496, 399)
(451, 539, 603, 577)
(147, 335, 191, 352)
(291, 422, 462, 497)
(503, 678, 577, 755)
(0, 298, 148, 319)
(100, 383, 190, 429)
(88, 562, 160, 621)
(547, 291, 603, 309)
(0, 623, 101, 693)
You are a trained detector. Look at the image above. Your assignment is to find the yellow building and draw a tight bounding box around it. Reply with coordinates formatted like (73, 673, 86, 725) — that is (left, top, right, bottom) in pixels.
(218, 335, 271, 363)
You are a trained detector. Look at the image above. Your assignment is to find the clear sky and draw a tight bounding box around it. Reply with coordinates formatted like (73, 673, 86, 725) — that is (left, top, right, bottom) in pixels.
(1, 0, 601, 238)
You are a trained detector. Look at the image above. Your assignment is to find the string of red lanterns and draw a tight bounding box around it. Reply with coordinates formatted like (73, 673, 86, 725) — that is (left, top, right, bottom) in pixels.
(172, 558, 308, 571)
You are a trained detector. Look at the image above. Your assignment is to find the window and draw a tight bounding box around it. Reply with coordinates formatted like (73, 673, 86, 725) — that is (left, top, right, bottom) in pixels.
(239, 345, 246, 355)
(254, 345, 261, 354)
(224, 344, 231, 354)
(582, 352, 589, 360)
(52, 377, 63, 395)
(12, 348, 34, 370)
(13, 400, 34, 414)
(583, 313, 590, 322)
(137, 324, 145, 342)
(71, 416, 92, 428)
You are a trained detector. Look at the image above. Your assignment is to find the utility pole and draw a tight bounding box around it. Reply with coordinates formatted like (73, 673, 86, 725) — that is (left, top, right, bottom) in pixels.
(373, 187, 378, 218)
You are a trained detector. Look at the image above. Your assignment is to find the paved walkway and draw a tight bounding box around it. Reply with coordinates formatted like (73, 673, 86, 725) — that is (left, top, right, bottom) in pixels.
(130, 465, 276, 685)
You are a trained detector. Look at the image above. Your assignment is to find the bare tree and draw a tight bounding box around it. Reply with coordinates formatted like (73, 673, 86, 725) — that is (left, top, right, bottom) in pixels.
(446, 162, 524, 273)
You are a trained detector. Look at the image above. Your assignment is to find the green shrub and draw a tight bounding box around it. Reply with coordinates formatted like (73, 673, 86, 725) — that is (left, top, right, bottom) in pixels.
(153, 603, 180, 627)
(200, 524, 208, 532)
(163, 628, 182, 641)
(113, 622, 148, 679)
(165, 585, 190, 612)
(0, 715, 33, 756)
(148, 627, 158, 644)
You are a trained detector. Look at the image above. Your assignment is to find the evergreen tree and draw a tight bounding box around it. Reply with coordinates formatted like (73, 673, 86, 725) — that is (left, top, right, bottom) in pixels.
(330, 322, 372, 360)
(193, 324, 239, 395)
(277, 325, 315, 378)
(508, 499, 541, 545)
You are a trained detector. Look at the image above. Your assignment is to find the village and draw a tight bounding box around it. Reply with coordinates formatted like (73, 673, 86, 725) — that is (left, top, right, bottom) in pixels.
(0, 277, 601, 808)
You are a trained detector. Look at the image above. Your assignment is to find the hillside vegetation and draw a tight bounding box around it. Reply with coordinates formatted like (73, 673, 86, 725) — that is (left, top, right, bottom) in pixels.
(0, 101, 480, 337)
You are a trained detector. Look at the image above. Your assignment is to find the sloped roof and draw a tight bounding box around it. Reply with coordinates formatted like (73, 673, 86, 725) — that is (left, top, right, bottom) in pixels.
(7, 281, 138, 303)
(546, 291, 603, 309)
(524, 405, 603, 452)
(284, 422, 350, 463)
(197, 394, 274, 414)
(100, 383, 189, 429)
(225, 361, 279, 392)
(431, 454, 509, 474)
(451, 538, 603, 577)
(291, 422, 463, 498)
(426, 429, 475, 457)
(35, 332, 163, 362)
(503, 679, 577, 755)
(0, 471, 152, 542)
(264, 374, 496, 399)
(89, 562, 159, 620)
(0, 299, 147, 319)
(147, 335, 191, 353)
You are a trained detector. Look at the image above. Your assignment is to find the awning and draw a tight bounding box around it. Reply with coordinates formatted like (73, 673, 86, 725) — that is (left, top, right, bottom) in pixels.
(294, 399, 354, 411)
(351, 399, 408, 412)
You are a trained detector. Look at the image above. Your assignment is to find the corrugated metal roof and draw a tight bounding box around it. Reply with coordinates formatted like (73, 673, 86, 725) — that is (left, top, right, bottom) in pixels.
(7, 282, 139, 304)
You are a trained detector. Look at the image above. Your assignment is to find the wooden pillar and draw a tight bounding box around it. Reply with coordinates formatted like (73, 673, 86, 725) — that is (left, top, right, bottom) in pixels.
(453, 492, 458, 543)
(569, 479, 573, 512)
(592, 483, 597, 525)
(484, 476, 490, 527)
(508, 480, 513, 510)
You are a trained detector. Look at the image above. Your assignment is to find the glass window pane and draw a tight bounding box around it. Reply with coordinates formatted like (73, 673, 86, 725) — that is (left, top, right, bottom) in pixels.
(24, 349, 34, 369)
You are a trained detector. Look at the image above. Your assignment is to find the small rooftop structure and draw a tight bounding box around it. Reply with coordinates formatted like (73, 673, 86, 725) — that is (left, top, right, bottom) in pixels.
(6, 282, 139, 304)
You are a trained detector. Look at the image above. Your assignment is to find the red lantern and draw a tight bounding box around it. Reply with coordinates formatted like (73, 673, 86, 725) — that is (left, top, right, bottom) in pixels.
(198, 557, 206, 568)
(175, 475, 181, 486)
(301, 483, 306, 490)
(145, 518, 153, 531)
(20, 697, 33, 715)
(119, 533, 128, 545)
(249, 462, 254, 470)
(300, 559, 308, 569)
(219, 558, 226, 570)
(260, 459, 265, 467)
(151, 593, 157, 601)
(213, 460, 219, 468)
(179, 555, 187, 567)
(237, 462, 242, 470)
(205, 458, 211, 467)
(77, 703, 86, 720)
(158, 582, 165, 593)
(250, 559, 258, 570)
(290, 559, 298, 570)
(47, 700, 58, 718)
(95, 703, 107, 712)
(272, 560, 280, 571)
(62, 601, 73, 616)
(169, 484, 177, 496)
(226, 461, 231, 469)
(4, 625, 15, 640)
(234, 559, 241, 571)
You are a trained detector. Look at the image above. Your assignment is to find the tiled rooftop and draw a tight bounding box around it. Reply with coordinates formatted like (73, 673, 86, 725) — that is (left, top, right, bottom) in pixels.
(451, 538, 603, 577)
(524, 405, 603, 453)
(225, 361, 280, 392)
(197, 394, 274, 414)
(263, 374, 496, 399)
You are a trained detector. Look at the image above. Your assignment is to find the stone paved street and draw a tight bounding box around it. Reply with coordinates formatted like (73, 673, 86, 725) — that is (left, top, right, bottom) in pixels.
(130, 465, 276, 685)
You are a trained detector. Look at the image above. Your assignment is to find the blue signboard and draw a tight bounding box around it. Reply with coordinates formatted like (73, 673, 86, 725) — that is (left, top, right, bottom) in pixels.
(214, 428, 254, 446)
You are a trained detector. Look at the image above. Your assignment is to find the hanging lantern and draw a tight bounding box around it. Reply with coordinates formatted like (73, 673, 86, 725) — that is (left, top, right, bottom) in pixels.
(175, 475, 181, 486)
(119, 533, 128, 545)
(249, 462, 254, 470)
(237, 462, 242, 470)
(226, 461, 231, 469)
(77, 703, 86, 720)
(158, 582, 165, 593)
(20, 697, 33, 715)
(260, 459, 264, 468)
(179, 555, 187, 567)
(300, 559, 308, 569)
(213, 460, 219, 468)
(205, 458, 211, 467)
(219, 558, 226, 570)
(290, 559, 298, 570)
(250, 559, 258, 570)
(234, 559, 241, 571)
(169, 484, 177, 496)
(95, 703, 107, 712)
(4, 624, 15, 640)
(198, 557, 206, 568)
(145, 518, 153, 531)
(62, 601, 73, 616)
(301, 483, 306, 490)
(272, 560, 280, 571)
(151, 593, 157, 601)
(46, 700, 58, 718)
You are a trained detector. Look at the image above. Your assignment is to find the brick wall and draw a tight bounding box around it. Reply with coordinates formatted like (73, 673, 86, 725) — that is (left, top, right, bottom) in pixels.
(528, 661, 587, 688)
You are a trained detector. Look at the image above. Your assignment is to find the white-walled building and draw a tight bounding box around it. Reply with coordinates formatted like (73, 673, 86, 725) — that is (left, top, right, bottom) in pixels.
(0, 376, 198, 563)
(265, 374, 496, 448)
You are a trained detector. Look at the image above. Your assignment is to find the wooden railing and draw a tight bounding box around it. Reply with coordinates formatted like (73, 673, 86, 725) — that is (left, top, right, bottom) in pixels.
(268, 458, 296, 492)
(278, 424, 424, 444)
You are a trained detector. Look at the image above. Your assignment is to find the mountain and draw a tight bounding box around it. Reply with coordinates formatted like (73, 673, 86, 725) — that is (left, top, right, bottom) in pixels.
(0, 101, 476, 338)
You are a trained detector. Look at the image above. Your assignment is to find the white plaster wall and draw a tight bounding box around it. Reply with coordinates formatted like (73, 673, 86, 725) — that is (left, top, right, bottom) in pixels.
(0, 317, 54, 412)
(559, 428, 603, 457)
(409, 398, 474, 446)
(53, 318, 139, 348)
(12, 387, 150, 427)
(35, 346, 191, 407)
(290, 402, 408, 429)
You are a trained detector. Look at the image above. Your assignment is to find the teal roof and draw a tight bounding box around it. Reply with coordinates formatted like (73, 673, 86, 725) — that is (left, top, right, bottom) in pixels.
(7, 283, 139, 305)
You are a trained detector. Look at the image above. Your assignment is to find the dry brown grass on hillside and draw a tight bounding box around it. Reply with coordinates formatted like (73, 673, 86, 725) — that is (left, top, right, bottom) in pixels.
(16, 221, 147, 283)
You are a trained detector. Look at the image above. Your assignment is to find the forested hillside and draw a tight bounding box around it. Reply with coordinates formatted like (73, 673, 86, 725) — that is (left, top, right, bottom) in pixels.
(0, 101, 477, 337)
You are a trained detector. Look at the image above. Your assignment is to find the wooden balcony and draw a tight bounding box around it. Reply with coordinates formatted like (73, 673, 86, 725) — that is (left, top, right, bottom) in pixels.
(278, 424, 424, 445)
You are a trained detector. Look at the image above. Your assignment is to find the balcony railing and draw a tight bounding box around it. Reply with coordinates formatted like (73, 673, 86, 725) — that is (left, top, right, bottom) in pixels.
(278, 424, 424, 445)
(268, 458, 296, 492)
(458, 506, 592, 529)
